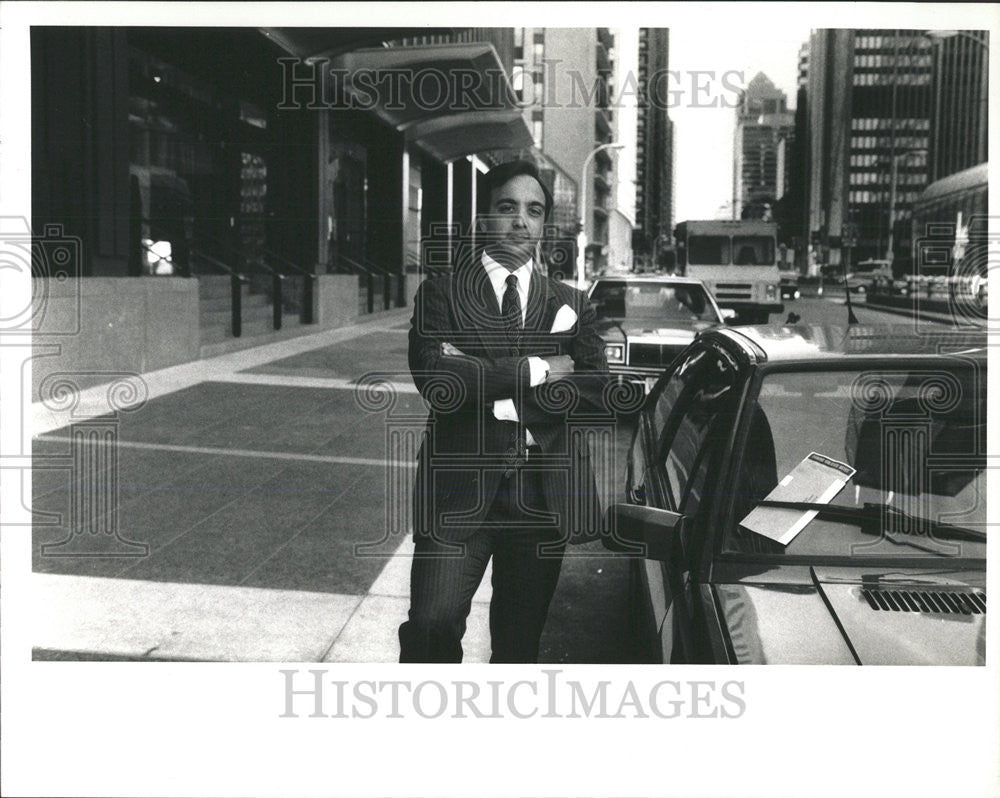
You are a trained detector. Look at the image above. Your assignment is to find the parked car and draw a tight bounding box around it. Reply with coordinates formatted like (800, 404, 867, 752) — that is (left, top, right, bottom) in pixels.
(844, 272, 875, 294)
(845, 260, 891, 295)
(608, 324, 987, 665)
(778, 269, 800, 300)
(588, 275, 730, 395)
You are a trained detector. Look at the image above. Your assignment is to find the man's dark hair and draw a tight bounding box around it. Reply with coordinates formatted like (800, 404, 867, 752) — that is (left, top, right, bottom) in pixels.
(479, 159, 554, 220)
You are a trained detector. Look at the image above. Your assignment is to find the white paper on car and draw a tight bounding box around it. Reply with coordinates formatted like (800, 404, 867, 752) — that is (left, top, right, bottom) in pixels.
(739, 452, 856, 546)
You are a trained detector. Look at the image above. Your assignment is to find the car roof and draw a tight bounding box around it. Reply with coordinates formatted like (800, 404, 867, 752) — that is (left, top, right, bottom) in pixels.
(590, 274, 707, 286)
(702, 324, 988, 364)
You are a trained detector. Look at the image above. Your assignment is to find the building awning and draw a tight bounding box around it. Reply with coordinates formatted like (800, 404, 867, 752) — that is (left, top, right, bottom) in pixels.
(330, 44, 532, 163)
(264, 34, 532, 164)
(260, 28, 454, 62)
(402, 109, 531, 164)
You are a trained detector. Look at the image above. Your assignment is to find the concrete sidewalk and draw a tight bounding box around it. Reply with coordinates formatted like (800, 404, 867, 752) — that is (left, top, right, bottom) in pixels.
(30, 307, 497, 663)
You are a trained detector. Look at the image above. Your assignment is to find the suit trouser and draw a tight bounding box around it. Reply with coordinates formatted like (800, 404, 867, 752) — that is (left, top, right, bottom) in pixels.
(399, 467, 566, 663)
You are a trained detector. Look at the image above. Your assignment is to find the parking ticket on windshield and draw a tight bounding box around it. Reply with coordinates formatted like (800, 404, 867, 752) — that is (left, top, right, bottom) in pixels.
(740, 452, 856, 546)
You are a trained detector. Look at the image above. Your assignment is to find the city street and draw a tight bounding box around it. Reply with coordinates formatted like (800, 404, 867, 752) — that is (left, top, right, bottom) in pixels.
(10, 17, 995, 798)
(31, 293, 952, 663)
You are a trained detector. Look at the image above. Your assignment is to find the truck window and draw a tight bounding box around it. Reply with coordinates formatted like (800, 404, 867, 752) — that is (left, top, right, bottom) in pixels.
(732, 236, 774, 265)
(688, 236, 730, 265)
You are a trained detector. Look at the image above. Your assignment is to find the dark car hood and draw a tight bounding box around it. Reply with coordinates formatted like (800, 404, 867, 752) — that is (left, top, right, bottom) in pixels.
(713, 569, 985, 665)
(597, 318, 717, 344)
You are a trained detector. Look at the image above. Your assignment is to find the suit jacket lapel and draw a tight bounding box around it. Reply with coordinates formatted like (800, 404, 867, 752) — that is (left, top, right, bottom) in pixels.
(452, 259, 560, 356)
(525, 270, 560, 335)
(452, 262, 510, 357)
(524, 269, 545, 333)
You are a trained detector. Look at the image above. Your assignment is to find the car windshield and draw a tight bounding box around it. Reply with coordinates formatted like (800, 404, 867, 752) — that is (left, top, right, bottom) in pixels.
(590, 281, 718, 323)
(724, 366, 987, 560)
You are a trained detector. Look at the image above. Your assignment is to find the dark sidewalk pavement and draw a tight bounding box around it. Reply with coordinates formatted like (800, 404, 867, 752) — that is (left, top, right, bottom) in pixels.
(31, 308, 633, 663)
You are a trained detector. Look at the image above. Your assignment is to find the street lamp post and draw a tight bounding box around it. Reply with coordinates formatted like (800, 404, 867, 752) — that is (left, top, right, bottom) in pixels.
(885, 148, 927, 268)
(577, 142, 624, 290)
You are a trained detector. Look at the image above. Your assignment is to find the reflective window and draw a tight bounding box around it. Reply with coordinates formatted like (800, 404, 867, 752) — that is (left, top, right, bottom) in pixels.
(652, 348, 740, 517)
(724, 366, 987, 559)
(590, 280, 719, 323)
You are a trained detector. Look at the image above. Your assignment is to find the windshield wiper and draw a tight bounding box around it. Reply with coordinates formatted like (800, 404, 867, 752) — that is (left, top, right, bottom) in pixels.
(754, 500, 986, 543)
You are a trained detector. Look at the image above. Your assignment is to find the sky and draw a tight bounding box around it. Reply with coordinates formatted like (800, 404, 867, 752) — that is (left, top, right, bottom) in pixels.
(615, 23, 812, 224)
(668, 24, 812, 220)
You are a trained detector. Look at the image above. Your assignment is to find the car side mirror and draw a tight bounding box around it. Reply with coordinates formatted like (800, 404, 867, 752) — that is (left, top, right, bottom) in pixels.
(604, 503, 686, 560)
(720, 308, 737, 323)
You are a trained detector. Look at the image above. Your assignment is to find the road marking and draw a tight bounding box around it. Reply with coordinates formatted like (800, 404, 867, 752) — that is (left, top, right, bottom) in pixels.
(34, 435, 417, 469)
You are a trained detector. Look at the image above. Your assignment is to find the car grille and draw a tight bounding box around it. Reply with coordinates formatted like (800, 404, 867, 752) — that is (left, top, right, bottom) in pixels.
(860, 588, 986, 615)
(629, 342, 681, 368)
(714, 282, 753, 300)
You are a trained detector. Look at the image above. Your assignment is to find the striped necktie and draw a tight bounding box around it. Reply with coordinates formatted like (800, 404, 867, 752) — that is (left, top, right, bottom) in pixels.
(501, 273, 522, 350)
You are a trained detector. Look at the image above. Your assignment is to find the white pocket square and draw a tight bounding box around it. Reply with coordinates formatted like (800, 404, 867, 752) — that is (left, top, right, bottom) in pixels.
(550, 304, 578, 333)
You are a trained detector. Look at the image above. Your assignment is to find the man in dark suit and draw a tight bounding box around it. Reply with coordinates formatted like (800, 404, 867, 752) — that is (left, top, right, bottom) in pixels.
(399, 159, 611, 664)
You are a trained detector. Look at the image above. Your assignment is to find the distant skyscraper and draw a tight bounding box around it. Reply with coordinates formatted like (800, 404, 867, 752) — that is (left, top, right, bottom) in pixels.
(929, 30, 989, 182)
(797, 42, 810, 90)
(733, 73, 795, 220)
(806, 29, 932, 271)
(635, 27, 673, 267)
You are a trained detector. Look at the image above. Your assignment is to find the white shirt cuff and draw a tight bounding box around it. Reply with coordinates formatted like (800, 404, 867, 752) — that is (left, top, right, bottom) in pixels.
(492, 400, 537, 446)
(493, 398, 518, 422)
(527, 356, 549, 387)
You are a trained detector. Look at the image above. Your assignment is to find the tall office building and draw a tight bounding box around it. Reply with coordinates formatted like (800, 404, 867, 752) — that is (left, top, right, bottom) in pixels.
(806, 29, 932, 271)
(781, 78, 810, 267)
(797, 42, 810, 90)
(929, 30, 989, 182)
(513, 27, 619, 276)
(666, 115, 676, 233)
(29, 25, 533, 387)
(635, 27, 673, 268)
(733, 72, 795, 220)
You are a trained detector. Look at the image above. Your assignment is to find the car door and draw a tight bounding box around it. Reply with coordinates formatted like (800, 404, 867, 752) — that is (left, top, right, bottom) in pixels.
(638, 343, 742, 662)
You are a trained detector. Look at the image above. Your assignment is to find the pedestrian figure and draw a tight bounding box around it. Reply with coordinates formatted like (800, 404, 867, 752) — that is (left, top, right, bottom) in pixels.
(400, 160, 611, 663)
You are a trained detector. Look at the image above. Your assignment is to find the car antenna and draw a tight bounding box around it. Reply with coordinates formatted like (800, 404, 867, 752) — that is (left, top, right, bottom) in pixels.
(843, 270, 859, 325)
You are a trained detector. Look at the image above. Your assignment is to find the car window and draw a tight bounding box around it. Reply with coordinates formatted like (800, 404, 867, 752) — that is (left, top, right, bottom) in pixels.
(591, 281, 718, 323)
(724, 366, 988, 559)
(653, 347, 740, 517)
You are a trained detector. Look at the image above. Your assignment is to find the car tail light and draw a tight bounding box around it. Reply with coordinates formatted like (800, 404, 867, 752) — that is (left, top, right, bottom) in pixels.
(605, 343, 625, 363)
(765, 284, 777, 301)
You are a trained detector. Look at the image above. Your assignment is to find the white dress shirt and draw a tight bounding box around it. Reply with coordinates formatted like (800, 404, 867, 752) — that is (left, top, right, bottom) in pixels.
(482, 253, 548, 443)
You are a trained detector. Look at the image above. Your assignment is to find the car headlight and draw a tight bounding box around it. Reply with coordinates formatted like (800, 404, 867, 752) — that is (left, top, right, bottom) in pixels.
(605, 343, 625, 363)
(765, 284, 776, 301)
